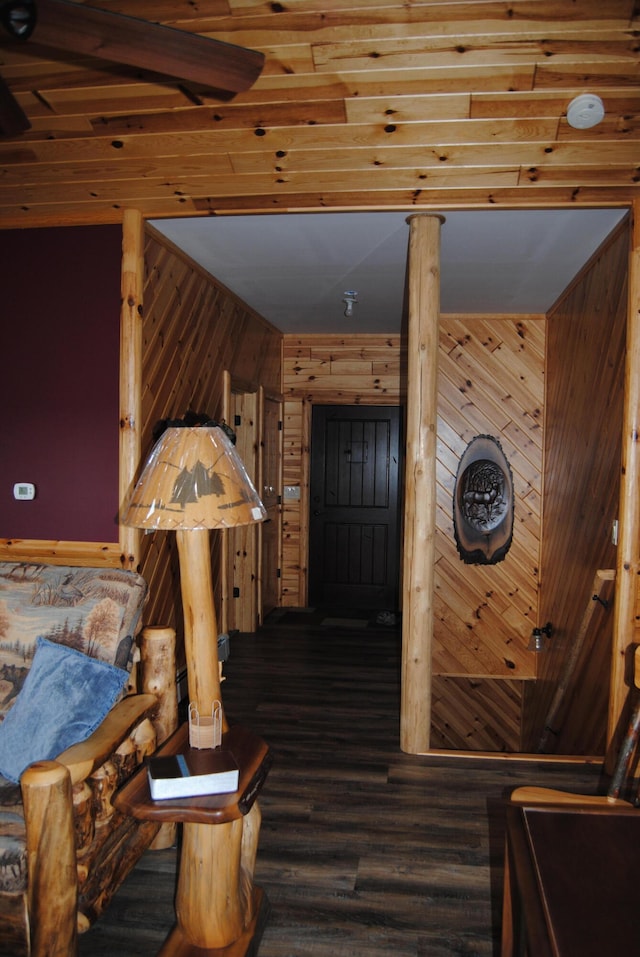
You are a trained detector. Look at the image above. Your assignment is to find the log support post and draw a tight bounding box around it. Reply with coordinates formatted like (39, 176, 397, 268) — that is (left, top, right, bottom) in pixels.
(608, 200, 640, 758)
(119, 208, 144, 571)
(162, 804, 264, 954)
(176, 819, 245, 948)
(401, 213, 444, 754)
(140, 626, 178, 747)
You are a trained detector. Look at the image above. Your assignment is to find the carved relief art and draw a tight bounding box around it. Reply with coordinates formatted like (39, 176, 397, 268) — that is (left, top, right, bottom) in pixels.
(453, 435, 514, 565)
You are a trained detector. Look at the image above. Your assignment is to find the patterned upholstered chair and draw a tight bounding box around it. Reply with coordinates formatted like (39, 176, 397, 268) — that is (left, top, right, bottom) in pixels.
(0, 562, 177, 956)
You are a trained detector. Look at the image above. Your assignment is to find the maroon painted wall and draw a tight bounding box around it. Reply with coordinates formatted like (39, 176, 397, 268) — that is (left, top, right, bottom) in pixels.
(2, 225, 121, 542)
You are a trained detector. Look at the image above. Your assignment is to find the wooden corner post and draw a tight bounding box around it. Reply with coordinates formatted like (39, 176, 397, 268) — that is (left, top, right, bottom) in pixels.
(119, 208, 144, 571)
(401, 213, 445, 754)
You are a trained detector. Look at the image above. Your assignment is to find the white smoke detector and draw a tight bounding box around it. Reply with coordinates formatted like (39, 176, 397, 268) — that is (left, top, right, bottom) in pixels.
(566, 94, 605, 130)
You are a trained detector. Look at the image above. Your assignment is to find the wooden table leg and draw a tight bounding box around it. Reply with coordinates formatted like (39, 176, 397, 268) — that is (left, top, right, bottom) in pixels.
(158, 887, 269, 957)
(501, 834, 515, 957)
(159, 803, 268, 957)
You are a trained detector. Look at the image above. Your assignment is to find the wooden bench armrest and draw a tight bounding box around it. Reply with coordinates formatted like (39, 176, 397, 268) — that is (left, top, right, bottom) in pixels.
(56, 693, 157, 785)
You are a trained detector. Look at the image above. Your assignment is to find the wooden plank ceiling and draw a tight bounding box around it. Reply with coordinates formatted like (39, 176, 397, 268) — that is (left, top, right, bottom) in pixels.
(0, 0, 638, 229)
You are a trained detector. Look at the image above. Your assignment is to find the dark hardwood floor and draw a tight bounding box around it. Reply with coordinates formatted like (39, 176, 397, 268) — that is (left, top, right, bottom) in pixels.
(80, 608, 603, 957)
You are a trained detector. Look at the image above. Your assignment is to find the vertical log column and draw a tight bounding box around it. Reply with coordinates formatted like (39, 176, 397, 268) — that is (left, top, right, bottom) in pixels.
(22, 761, 77, 957)
(401, 214, 444, 754)
(119, 208, 144, 570)
(608, 200, 640, 753)
(141, 625, 179, 850)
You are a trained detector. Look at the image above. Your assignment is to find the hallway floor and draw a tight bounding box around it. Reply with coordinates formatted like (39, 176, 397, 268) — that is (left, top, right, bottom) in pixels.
(80, 612, 602, 956)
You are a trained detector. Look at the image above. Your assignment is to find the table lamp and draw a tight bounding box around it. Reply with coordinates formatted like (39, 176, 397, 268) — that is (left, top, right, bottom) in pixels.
(122, 422, 266, 730)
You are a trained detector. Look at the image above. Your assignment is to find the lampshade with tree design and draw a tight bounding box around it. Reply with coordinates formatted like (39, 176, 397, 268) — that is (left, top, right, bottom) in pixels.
(122, 424, 266, 728)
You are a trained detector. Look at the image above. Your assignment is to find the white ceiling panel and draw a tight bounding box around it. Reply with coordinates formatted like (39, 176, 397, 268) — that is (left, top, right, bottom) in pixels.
(151, 208, 627, 334)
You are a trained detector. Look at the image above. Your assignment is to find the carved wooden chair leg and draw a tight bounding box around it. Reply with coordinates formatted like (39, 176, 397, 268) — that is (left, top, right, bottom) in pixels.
(21, 760, 78, 957)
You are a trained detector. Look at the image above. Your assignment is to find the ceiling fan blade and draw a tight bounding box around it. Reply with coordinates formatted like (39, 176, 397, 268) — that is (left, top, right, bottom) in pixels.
(19, 0, 264, 94)
(0, 74, 31, 134)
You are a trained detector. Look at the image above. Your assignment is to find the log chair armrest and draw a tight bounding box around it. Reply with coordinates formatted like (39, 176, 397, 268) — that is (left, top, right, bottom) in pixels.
(56, 694, 157, 785)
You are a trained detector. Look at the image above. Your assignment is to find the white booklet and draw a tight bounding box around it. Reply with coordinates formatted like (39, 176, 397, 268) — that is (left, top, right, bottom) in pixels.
(147, 748, 239, 800)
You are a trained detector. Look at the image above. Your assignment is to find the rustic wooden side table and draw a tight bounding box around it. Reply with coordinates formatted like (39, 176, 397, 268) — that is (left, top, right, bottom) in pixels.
(502, 801, 640, 957)
(115, 722, 272, 956)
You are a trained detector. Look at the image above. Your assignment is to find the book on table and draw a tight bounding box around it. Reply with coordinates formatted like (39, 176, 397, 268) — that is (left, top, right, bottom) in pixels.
(147, 748, 239, 800)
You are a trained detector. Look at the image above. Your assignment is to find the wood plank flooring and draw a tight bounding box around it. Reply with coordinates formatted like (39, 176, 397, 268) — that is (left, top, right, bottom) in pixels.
(80, 609, 604, 957)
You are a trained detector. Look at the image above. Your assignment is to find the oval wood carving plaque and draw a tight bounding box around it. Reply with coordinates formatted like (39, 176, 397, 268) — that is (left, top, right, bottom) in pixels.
(453, 434, 514, 565)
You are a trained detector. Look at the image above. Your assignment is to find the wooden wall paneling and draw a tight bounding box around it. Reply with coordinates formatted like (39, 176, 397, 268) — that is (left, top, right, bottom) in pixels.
(284, 335, 405, 406)
(539, 570, 616, 756)
(434, 317, 544, 678)
(431, 675, 524, 752)
(427, 313, 546, 751)
(609, 200, 640, 756)
(522, 217, 629, 754)
(138, 228, 282, 646)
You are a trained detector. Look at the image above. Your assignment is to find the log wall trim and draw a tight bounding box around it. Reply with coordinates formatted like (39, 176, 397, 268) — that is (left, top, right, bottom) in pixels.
(0, 540, 122, 565)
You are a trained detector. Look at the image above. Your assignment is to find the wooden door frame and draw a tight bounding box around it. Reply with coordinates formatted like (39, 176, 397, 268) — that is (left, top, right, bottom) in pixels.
(258, 388, 284, 624)
(221, 372, 260, 634)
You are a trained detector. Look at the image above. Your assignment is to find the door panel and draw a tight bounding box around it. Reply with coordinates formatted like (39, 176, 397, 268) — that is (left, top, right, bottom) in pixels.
(309, 405, 401, 609)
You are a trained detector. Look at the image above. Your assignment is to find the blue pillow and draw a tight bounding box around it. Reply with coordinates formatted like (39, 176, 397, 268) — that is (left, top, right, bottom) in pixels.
(0, 637, 129, 783)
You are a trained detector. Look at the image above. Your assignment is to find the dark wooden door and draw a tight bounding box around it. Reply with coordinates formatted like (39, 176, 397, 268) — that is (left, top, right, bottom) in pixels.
(309, 405, 402, 609)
